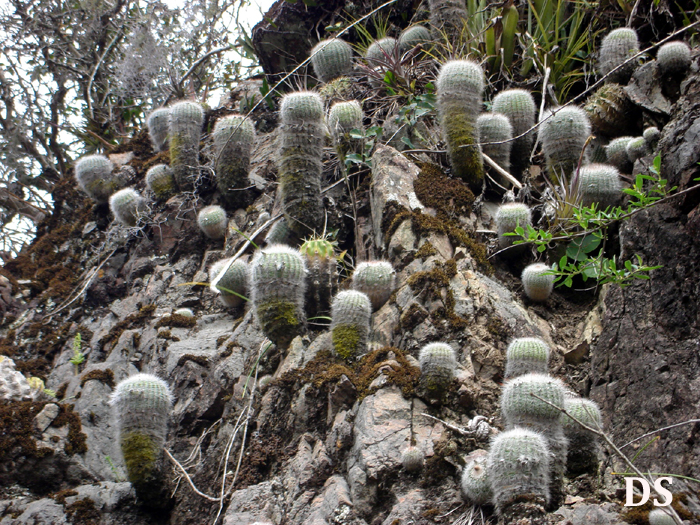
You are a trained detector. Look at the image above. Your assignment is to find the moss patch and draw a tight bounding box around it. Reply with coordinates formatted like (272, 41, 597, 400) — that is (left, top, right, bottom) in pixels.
(52, 404, 88, 455)
(414, 162, 475, 213)
(120, 431, 159, 485)
(176, 354, 210, 367)
(257, 299, 302, 348)
(154, 313, 197, 328)
(415, 241, 437, 260)
(79, 368, 114, 388)
(0, 401, 53, 462)
(407, 259, 468, 331)
(65, 497, 100, 525)
(332, 324, 361, 360)
(442, 111, 484, 189)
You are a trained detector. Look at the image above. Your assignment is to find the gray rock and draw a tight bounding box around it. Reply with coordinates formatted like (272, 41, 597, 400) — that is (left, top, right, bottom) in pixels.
(34, 403, 60, 433)
(1, 499, 68, 524)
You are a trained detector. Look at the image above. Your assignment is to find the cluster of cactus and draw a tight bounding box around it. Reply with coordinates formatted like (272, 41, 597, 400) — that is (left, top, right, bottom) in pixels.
(504, 337, 550, 379)
(477, 113, 513, 186)
(146, 107, 171, 152)
(75, 155, 124, 203)
(300, 237, 337, 319)
(656, 40, 691, 76)
(401, 445, 425, 472)
(461, 452, 492, 506)
(0, 357, 44, 402)
(210, 258, 248, 308)
(578, 164, 622, 208)
(436, 60, 485, 190)
(495, 202, 531, 251)
(212, 115, 256, 208)
(418, 342, 457, 396)
(598, 27, 639, 84)
(492, 89, 536, 179)
(327, 100, 363, 157)
(538, 105, 592, 182)
(110, 373, 173, 506)
(604, 136, 634, 172)
(276, 91, 325, 238)
(110, 188, 146, 227)
(398, 25, 431, 53)
(248, 244, 307, 349)
(331, 290, 372, 361)
(169, 100, 204, 192)
(197, 205, 228, 240)
(310, 39, 354, 83)
(428, 0, 467, 41)
(562, 395, 602, 476)
(583, 83, 635, 137)
(351, 261, 396, 311)
(365, 37, 398, 61)
(145, 164, 176, 201)
(521, 263, 554, 302)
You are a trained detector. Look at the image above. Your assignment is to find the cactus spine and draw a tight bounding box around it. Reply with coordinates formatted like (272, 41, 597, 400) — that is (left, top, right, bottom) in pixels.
(492, 89, 536, 179)
(418, 342, 457, 395)
(197, 205, 228, 240)
(366, 37, 398, 61)
(578, 164, 622, 208)
(657, 41, 691, 76)
(147, 107, 170, 152)
(75, 155, 122, 203)
(625, 136, 649, 164)
(249, 245, 307, 349)
(428, 0, 467, 41)
(146, 164, 176, 201)
(310, 39, 354, 83)
(110, 188, 146, 227)
(477, 113, 513, 185)
(436, 60, 485, 190)
(495, 202, 531, 251)
(351, 261, 396, 311)
(213, 115, 255, 208)
(300, 238, 337, 319)
(604, 136, 634, 172)
(328, 100, 363, 157)
(598, 28, 640, 84)
(487, 428, 550, 522)
(398, 26, 431, 53)
(505, 337, 550, 379)
(583, 83, 635, 137)
(538, 105, 591, 182)
(461, 453, 492, 505)
(277, 92, 325, 238)
(562, 396, 601, 476)
(521, 263, 554, 302)
(110, 373, 173, 505)
(169, 100, 204, 192)
(501, 373, 567, 510)
(331, 290, 372, 361)
(210, 258, 248, 308)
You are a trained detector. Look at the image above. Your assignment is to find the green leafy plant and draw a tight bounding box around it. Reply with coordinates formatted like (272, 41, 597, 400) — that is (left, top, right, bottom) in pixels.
(70, 333, 85, 375)
(345, 126, 383, 168)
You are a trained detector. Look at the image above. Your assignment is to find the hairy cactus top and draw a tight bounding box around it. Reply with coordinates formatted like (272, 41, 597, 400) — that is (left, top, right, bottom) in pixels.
(604, 136, 634, 172)
(147, 107, 171, 152)
(436, 60, 484, 104)
(170, 100, 204, 130)
(495, 202, 530, 250)
(461, 453, 492, 506)
(648, 509, 677, 525)
(169, 100, 204, 191)
(477, 113, 513, 174)
(538, 105, 592, 181)
(643, 126, 660, 147)
(328, 100, 363, 139)
(598, 28, 639, 84)
(578, 163, 622, 208)
(418, 342, 457, 394)
(331, 290, 372, 360)
(210, 258, 248, 307)
(656, 41, 691, 76)
(562, 397, 602, 433)
(197, 205, 228, 240)
(109, 187, 146, 227)
(145, 164, 176, 201)
(75, 154, 122, 203)
(398, 25, 431, 52)
(352, 260, 396, 311)
(281, 91, 325, 123)
(401, 445, 425, 472)
(110, 373, 173, 438)
(521, 263, 555, 302)
(310, 39, 354, 83)
(492, 88, 536, 177)
(366, 37, 398, 61)
(505, 337, 550, 379)
(213, 115, 255, 151)
(501, 372, 566, 428)
(300, 238, 336, 259)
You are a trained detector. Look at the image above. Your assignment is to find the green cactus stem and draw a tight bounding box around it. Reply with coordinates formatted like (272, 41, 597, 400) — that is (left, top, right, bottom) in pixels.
(626, 136, 649, 164)
(331, 290, 372, 361)
(579, 163, 622, 208)
(504, 337, 550, 379)
(521, 263, 554, 302)
(75, 155, 123, 204)
(477, 113, 513, 187)
(212, 114, 256, 209)
(538, 105, 591, 183)
(492, 89, 536, 179)
(310, 39, 354, 83)
(604, 136, 634, 172)
(562, 396, 602, 477)
(495, 202, 531, 251)
(197, 205, 228, 240)
(398, 26, 431, 53)
(147, 107, 170, 152)
(169, 100, 204, 192)
(328, 100, 363, 157)
(351, 260, 396, 311)
(583, 83, 635, 137)
(461, 453, 492, 506)
(599, 28, 639, 84)
(145, 164, 177, 201)
(428, 0, 467, 42)
(300, 238, 338, 319)
(109, 188, 146, 227)
(401, 445, 425, 472)
(656, 41, 691, 76)
(418, 342, 456, 396)
(210, 258, 248, 308)
(366, 37, 398, 61)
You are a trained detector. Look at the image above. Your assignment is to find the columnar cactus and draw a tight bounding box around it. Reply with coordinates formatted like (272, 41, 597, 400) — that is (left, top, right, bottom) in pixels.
(487, 428, 550, 521)
(401, 445, 425, 472)
(604, 136, 634, 172)
(428, 0, 467, 41)
(436, 60, 485, 190)
(331, 290, 372, 361)
(249, 245, 307, 349)
(145, 164, 176, 201)
(598, 28, 640, 84)
(501, 373, 567, 510)
(649, 509, 677, 525)
(578, 164, 622, 208)
(538, 105, 591, 182)
(277, 91, 325, 238)
(328, 100, 363, 157)
(562, 396, 602, 476)
(656, 41, 691, 76)
(492, 89, 536, 179)
(418, 342, 457, 395)
(504, 337, 550, 379)
(210, 258, 248, 308)
(212, 115, 256, 208)
(461, 453, 492, 505)
(351, 260, 396, 311)
(398, 25, 431, 53)
(300, 238, 337, 319)
(477, 113, 513, 185)
(310, 39, 354, 83)
(521, 263, 554, 302)
(110, 373, 173, 505)
(147, 107, 170, 152)
(366, 37, 398, 61)
(626, 136, 649, 164)
(75, 155, 122, 203)
(495, 202, 531, 250)
(169, 100, 204, 192)
(197, 205, 228, 240)
(109, 188, 146, 227)
(265, 218, 297, 246)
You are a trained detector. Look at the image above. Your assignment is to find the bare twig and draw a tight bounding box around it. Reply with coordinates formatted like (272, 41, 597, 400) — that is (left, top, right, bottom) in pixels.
(621, 419, 700, 450)
(165, 448, 221, 502)
(483, 152, 523, 190)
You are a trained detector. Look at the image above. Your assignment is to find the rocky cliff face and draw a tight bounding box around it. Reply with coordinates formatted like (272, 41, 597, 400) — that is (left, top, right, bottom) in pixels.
(1, 2, 700, 525)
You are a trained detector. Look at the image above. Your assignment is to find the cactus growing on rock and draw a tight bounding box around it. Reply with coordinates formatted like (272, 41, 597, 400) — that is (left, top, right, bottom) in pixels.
(604, 136, 634, 172)
(492, 89, 536, 179)
(648, 509, 677, 525)
(212, 115, 256, 208)
(521, 263, 554, 302)
(210, 258, 248, 308)
(418, 342, 457, 395)
(109, 188, 146, 227)
(328, 100, 363, 157)
(538, 105, 591, 182)
(310, 39, 354, 83)
(351, 261, 396, 311)
(197, 205, 228, 240)
(461, 453, 492, 505)
(656, 41, 691, 76)
(249, 244, 307, 349)
(147, 107, 170, 152)
(75, 155, 122, 203)
(300, 238, 337, 319)
(436, 60, 485, 190)
(505, 337, 550, 379)
(584, 83, 635, 137)
(599, 28, 639, 84)
(626, 136, 649, 164)
(398, 25, 431, 53)
(169, 100, 204, 192)
(110, 373, 173, 505)
(643, 126, 660, 150)
(401, 445, 425, 472)
(145, 164, 176, 201)
(562, 396, 602, 476)
(477, 113, 513, 185)
(277, 91, 325, 238)
(428, 0, 467, 41)
(331, 290, 372, 361)
(487, 428, 550, 522)
(495, 203, 531, 251)
(578, 164, 622, 208)
(366, 37, 398, 61)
